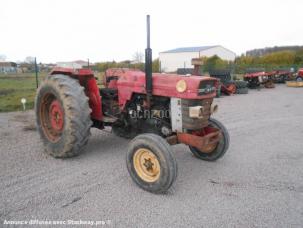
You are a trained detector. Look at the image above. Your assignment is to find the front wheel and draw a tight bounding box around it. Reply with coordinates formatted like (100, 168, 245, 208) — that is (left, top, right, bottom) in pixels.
(126, 134, 177, 193)
(189, 118, 230, 161)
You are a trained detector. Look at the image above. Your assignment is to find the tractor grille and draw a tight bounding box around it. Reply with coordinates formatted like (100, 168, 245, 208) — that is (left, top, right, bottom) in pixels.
(181, 98, 212, 130)
(198, 80, 216, 95)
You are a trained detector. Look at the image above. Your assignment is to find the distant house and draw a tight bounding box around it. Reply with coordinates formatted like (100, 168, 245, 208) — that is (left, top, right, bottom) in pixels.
(0, 62, 17, 73)
(56, 60, 91, 69)
(56, 62, 82, 69)
(159, 45, 236, 72)
(43, 63, 56, 71)
(18, 63, 35, 73)
(73, 60, 89, 67)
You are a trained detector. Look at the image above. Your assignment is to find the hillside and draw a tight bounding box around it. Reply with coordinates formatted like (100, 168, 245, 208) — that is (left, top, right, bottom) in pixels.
(246, 46, 303, 57)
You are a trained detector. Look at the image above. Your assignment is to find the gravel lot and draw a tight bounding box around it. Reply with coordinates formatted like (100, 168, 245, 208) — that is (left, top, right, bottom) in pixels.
(1, 84, 303, 228)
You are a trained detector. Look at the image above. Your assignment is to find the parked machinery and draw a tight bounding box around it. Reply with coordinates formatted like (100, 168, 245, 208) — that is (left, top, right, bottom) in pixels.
(268, 69, 293, 83)
(244, 69, 275, 89)
(296, 68, 303, 81)
(34, 16, 230, 193)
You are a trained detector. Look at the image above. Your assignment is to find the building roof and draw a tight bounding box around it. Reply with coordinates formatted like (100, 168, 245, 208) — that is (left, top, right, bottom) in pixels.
(73, 60, 88, 65)
(0, 62, 17, 67)
(161, 45, 219, 53)
(56, 62, 83, 69)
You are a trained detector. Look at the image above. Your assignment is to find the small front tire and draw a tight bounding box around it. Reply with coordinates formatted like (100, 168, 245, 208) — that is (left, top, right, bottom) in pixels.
(126, 134, 177, 193)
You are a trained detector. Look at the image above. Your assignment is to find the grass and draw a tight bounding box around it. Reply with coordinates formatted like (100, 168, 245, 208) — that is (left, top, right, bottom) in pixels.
(0, 73, 46, 112)
(0, 72, 103, 112)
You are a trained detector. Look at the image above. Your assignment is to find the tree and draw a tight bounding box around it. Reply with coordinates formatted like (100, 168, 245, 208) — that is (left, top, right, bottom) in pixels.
(24, 56, 35, 64)
(202, 55, 230, 72)
(152, 58, 160, 72)
(294, 49, 303, 65)
(132, 51, 144, 63)
(261, 51, 295, 65)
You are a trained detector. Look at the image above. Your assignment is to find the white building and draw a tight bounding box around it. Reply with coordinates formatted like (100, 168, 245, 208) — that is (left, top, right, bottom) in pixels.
(56, 60, 90, 69)
(56, 62, 82, 69)
(159, 45, 236, 72)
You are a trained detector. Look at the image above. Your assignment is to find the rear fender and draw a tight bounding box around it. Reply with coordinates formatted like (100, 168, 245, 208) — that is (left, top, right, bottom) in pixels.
(50, 67, 103, 121)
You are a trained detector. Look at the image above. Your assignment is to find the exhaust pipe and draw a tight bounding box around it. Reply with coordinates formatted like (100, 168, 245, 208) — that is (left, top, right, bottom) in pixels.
(145, 15, 152, 108)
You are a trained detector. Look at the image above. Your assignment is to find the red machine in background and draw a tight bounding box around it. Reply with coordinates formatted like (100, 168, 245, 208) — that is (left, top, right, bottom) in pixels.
(35, 16, 230, 193)
(296, 68, 303, 81)
(244, 71, 275, 88)
(192, 59, 238, 96)
(267, 70, 293, 83)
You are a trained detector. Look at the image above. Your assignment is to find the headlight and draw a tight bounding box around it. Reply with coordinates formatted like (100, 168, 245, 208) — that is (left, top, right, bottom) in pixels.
(176, 80, 187, 93)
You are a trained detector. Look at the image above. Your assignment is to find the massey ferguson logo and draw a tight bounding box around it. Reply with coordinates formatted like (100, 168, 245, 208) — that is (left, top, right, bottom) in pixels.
(198, 85, 215, 93)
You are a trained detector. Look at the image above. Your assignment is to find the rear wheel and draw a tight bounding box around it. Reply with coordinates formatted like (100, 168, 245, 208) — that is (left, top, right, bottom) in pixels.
(234, 80, 248, 89)
(236, 87, 248, 94)
(225, 83, 237, 94)
(126, 134, 177, 193)
(35, 74, 92, 158)
(279, 75, 286, 83)
(247, 78, 260, 88)
(265, 80, 275, 88)
(189, 118, 229, 161)
(296, 76, 303, 82)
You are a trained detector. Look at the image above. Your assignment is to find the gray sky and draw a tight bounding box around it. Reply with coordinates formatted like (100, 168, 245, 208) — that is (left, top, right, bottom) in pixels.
(1, 0, 302, 63)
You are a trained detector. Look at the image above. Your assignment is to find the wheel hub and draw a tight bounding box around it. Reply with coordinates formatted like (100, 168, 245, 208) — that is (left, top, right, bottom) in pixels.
(40, 93, 65, 142)
(133, 148, 160, 182)
(199, 143, 218, 153)
(49, 100, 64, 131)
(143, 158, 154, 171)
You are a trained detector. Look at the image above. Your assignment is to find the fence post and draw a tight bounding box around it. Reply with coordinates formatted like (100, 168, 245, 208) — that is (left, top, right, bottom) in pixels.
(35, 57, 38, 89)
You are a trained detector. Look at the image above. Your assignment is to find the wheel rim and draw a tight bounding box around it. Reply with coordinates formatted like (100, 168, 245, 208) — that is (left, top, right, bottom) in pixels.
(49, 100, 64, 131)
(40, 93, 64, 142)
(297, 77, 303, 82)
(133, 148, 161, 182)
(227, 84, 236, 94)
(199, 142, 218, 153)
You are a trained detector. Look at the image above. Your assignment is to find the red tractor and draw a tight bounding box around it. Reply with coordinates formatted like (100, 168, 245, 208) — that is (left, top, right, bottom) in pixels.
(269, 70, 292, 83)
(296, 68, 303, 81)
(244, 71, 275, 88)
(35, 16, 229, 193)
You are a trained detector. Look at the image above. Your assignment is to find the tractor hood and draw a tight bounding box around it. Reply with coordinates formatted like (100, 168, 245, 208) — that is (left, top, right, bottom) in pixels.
(105, 69, 218, 108)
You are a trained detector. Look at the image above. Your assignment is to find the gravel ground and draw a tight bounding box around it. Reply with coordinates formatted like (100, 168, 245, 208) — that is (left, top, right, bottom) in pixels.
(0, 84, 303, 228)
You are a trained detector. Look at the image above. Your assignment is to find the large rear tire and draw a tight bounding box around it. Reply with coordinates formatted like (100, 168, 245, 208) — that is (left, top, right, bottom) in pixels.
(35, 74, 92, 158)
(126, 134, 177, 193)
(189, 118, 230, 161)
(236, 87, 248, 94)
(234, 80, 248, 89)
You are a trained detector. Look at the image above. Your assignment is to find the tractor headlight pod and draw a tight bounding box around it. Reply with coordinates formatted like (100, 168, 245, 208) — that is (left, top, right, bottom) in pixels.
(176, 80, 187, 93)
